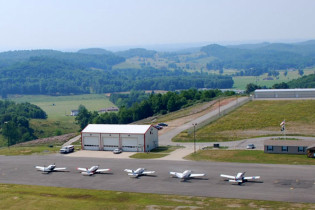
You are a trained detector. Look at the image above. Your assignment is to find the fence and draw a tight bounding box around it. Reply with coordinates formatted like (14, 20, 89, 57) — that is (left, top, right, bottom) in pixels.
(188, 96, 251, 134)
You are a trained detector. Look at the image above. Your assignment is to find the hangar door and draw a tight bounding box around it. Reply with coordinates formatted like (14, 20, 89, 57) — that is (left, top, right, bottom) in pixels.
(83, 136, 100, 151)
(103, 137, 119, 151)
(122, 137, 138, 152)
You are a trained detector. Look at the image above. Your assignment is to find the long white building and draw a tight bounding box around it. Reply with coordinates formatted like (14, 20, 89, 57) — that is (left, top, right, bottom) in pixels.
(254, 88, 315, 99)
(81, 124, 158, 152)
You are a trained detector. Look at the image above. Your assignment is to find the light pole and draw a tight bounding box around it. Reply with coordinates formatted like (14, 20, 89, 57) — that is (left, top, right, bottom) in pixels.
(4, 121, 9, 149)
(192, 123, 197, 153)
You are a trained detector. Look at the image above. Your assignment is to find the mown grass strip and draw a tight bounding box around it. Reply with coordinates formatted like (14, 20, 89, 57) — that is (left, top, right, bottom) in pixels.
(0, 183, 313, 209)
(185, 150, 315, 165)
(130, 146, 183, 159)
(174, 100, 315, 142)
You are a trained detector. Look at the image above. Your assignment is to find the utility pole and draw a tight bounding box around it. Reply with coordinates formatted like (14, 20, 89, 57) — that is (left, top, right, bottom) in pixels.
(192, 123, 197, 153)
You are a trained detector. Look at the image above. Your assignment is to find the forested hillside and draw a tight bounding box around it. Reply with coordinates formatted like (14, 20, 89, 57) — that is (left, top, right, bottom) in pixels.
(0, 50, 233, 96)
(0, 100, 47, 145)
(287, 74, 315, 88)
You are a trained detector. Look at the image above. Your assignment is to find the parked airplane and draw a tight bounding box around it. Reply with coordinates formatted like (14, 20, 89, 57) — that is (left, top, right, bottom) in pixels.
(124, 168, 155, 177)
(77, 166, 111, 176)
(220, 172, 260, 185)
(170, 170, 206, 181)
(35, 164, 67, 173)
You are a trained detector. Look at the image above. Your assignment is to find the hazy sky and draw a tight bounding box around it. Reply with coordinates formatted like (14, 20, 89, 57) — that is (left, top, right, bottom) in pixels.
(0, 0, 314, 51)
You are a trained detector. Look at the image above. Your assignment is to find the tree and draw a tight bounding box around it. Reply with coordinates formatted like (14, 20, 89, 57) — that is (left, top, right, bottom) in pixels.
(75, 105, 92, 130)
(245, 83, 261, 94)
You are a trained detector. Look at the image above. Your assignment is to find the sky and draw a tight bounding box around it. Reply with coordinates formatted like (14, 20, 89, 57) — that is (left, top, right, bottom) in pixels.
(0, 0, 315, 51)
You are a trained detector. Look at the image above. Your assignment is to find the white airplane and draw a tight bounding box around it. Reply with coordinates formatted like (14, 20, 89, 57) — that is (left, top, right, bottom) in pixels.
(220, 172, 260, 185)
(77, 166, 111, 176)
(170, 170, 206, 181)
(35, 164, 67, 173)
(124, 168, 155, 177)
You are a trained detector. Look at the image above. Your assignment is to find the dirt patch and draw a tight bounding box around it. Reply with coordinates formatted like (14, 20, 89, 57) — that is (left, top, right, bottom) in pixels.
(14, 133, 77, 146)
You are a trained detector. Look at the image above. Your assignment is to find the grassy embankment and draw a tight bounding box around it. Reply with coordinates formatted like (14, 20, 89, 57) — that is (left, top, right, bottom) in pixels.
(174, 100, 315, 143)
(185, 150, 315, 165)
(130, 146, 183, 159)
(0, 184, 313, 209)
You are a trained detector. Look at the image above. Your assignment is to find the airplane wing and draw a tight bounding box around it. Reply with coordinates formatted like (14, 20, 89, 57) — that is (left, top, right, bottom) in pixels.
(142, 171, 155, 175)
(35, 166, 45, 171)
(124, 169, 132, 173)
(170, 172, 183, 179)
(77, 168, 87, 172)
(220, 174, 235, 179)
(190, 173, 205, 178)
(53, 167, 66, 171)
(244, 176, 260, 180)
(96, 169, 111, 173)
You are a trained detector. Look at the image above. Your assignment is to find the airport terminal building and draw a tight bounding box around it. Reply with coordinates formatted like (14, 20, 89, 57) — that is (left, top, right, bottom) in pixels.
(254, 88, 315, 99)
(81, 124, 158, 152)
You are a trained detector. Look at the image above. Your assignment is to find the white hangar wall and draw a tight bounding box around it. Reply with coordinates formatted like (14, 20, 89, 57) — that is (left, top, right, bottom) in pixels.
(81, 124, 158, 152)
(254, 89, 315, 99)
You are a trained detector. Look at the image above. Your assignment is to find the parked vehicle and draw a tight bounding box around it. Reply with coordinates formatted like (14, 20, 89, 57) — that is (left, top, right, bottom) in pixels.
(113, 148, 122, 154)
(153, 125, 163, 130)
(158, 123, 168, 127)
(60, 145, 74, 154)
(246, 144, 255, 149)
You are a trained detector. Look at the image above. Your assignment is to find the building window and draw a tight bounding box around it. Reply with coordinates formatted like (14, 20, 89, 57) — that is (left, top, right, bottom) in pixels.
(282, 146, 288, 152)
(267, 145, 273, 151)
(298, 146, 305, 152)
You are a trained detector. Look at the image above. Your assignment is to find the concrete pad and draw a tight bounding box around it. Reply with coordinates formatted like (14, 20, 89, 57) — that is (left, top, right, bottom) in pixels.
(66, 150, 136, 159)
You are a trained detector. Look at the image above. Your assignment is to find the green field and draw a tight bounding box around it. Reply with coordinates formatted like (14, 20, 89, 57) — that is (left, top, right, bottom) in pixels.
(233, 68, 315, 90)
(0, 184, 313, 209)
(9, 94, 115, 120)
(173, 100, 315, 142)
(4, 94, 115, 139)
(185, 150, 315, 165)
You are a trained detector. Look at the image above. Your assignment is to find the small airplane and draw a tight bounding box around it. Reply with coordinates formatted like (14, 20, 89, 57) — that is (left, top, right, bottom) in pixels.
(220, 172, 260, 185)
(77, 166, 111, 176)
(35, 164, 67, 173)
(170, 170, 206, 181)
(124, 168, 155, 177)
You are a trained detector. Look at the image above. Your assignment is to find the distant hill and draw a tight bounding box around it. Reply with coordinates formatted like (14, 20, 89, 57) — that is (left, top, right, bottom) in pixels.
(77, 48, 114, 55)
(115, 48, 157, 58)
(199, 41, 315, 76)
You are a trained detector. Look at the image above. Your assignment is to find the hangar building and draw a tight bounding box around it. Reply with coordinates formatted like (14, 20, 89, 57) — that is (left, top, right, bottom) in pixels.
(254, 88, 315, 99)
(81, 124, 158, 152)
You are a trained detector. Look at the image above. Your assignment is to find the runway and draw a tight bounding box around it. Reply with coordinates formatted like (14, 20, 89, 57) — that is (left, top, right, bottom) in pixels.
(1, 154, 315, 203)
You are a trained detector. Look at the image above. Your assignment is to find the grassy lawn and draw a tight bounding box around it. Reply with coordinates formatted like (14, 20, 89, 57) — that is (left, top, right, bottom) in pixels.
(130, 146, 182, 159)
(0, 184, 313, 209)
(173, 100, 315, 143)
(185, 150, 315, 165)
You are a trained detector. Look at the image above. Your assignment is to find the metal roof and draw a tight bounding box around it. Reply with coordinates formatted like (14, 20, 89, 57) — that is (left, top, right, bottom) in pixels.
(255, 88, 315, 92)
(82, 124, 152, 134)
(264, 140, 315, 147)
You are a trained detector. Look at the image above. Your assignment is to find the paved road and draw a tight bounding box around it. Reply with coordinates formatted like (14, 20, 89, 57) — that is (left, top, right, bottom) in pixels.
(1, 155, 315, 203)
(158, 97, 249, 146)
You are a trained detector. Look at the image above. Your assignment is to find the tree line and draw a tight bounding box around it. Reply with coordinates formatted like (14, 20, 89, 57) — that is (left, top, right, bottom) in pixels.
(75, 89, 235, 130)
(0, 100, 47, 146)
